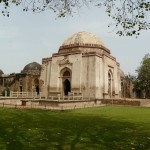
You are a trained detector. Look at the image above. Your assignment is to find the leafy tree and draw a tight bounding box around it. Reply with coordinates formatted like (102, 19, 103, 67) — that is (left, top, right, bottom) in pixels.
(135, 53, 150, 98)
(0, 0, 150, 37)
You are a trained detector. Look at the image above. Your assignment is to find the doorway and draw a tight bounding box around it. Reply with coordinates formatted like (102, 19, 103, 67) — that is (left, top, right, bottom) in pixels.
(108, 71, 112, 98)
(62, 69, 71, 96)
(34, 79, 40, 95)
(35, 86, 40, 95)
(63, 79, 71, 95)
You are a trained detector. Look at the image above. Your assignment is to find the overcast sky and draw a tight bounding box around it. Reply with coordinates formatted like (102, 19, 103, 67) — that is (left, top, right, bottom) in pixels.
(0, 4, 149, 75)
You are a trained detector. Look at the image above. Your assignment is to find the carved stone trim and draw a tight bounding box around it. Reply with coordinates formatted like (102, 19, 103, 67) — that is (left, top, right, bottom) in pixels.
(57, 56, 72, 66)
(42, 57, 52, 64)
(59, 43, 110, 54)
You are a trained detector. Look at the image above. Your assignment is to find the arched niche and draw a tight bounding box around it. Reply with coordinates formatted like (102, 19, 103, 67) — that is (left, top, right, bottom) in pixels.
(60, 67, 72, 96)
(108, 69, 113, 98)
(34, 78, 40, 95)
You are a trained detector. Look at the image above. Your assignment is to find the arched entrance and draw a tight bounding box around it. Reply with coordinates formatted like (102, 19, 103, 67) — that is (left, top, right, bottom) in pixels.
(35, 86, 40, 95)
(19, 79, 23, 92)
(61, 69, 71, 96)
(63, 79, 71, 95)
(34, 79, 40, 95)
(121, 81, 125, 98)
(108, 71, 112, 98)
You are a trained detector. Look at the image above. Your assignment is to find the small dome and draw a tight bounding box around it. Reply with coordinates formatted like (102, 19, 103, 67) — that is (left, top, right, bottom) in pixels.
(119, 69, 125, 78)
(0, 69, 4, 77)
(22, 62, 41, 75)
(62, 31, 105, 46)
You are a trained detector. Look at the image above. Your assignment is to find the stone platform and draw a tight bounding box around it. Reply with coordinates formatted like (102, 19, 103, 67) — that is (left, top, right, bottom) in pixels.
(0, 97, 150, 110)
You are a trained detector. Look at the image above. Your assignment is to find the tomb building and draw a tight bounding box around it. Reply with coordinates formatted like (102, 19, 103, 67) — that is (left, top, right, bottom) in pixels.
(40, 31, 122, 99)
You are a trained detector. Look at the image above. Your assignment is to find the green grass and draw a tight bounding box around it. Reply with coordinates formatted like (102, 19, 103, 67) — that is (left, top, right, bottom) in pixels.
(0, 106, 150, 150)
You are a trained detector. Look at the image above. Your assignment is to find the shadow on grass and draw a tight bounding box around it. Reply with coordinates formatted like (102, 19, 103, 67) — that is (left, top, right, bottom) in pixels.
(0, 108, 150, 150)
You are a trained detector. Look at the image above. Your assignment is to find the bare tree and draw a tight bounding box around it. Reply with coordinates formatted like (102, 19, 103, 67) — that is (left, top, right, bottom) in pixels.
(1, 0, 150, 36)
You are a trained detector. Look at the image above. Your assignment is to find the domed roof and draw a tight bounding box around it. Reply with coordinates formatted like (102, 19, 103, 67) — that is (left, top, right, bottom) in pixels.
(22, 62, 41, 75)
(58, 31, 110, 54)
(62, 31, 105, 46)
(0, 69, 4, 77)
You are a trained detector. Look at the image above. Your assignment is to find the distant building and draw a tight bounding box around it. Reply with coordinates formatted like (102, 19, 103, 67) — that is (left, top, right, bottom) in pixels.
(0, 62, 41, 95)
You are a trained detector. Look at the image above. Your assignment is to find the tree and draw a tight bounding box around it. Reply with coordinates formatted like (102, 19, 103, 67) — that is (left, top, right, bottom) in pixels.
(135, 53, 150, 98)
(0, 0, 150, 36)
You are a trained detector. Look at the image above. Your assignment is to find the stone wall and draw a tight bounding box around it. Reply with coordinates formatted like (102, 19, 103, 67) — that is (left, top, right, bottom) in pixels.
(39, 99, 102, 109)
(99, 99, 141, 106)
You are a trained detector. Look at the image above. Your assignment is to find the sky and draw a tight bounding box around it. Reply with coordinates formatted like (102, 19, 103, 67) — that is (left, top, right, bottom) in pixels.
(0, 4, 150, 75)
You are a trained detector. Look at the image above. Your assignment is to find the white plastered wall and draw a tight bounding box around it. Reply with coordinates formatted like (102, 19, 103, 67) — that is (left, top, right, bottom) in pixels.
(81, 55, 96, 99)
(69, 54, 82, 92)
(49, 56, 64, 92)
(103, 55, 120, 98)
(40, 52, 121, 99)
(48, 54, 82, 94)
(40, 60, 52, 97)
(95, 56, 104, 99)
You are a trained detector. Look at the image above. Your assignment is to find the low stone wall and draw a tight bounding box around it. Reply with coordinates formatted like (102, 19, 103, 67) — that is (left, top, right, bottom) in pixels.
(0, 97, 150, 110)
(98, 99, 141, 106)
(37, 98, 150, 108)
(100, 99, 141, 106)
(99, 98, 149, 107)
(0, 99, 22, 105)
(139, 99, 150, 107)
(39, 99, 102, 108)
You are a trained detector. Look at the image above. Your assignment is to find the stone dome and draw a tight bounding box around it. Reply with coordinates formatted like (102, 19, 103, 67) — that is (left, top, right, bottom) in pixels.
(58, 31, 110, 54)
(0, 69, 4, 77)
(22, 62, 41, 75)
(119, 69, 125, 78)
(62, 31, 105, 46)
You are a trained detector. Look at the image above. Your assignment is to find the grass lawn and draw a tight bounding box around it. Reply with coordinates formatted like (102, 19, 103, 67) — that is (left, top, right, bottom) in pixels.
(0, 106, 150, 150)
